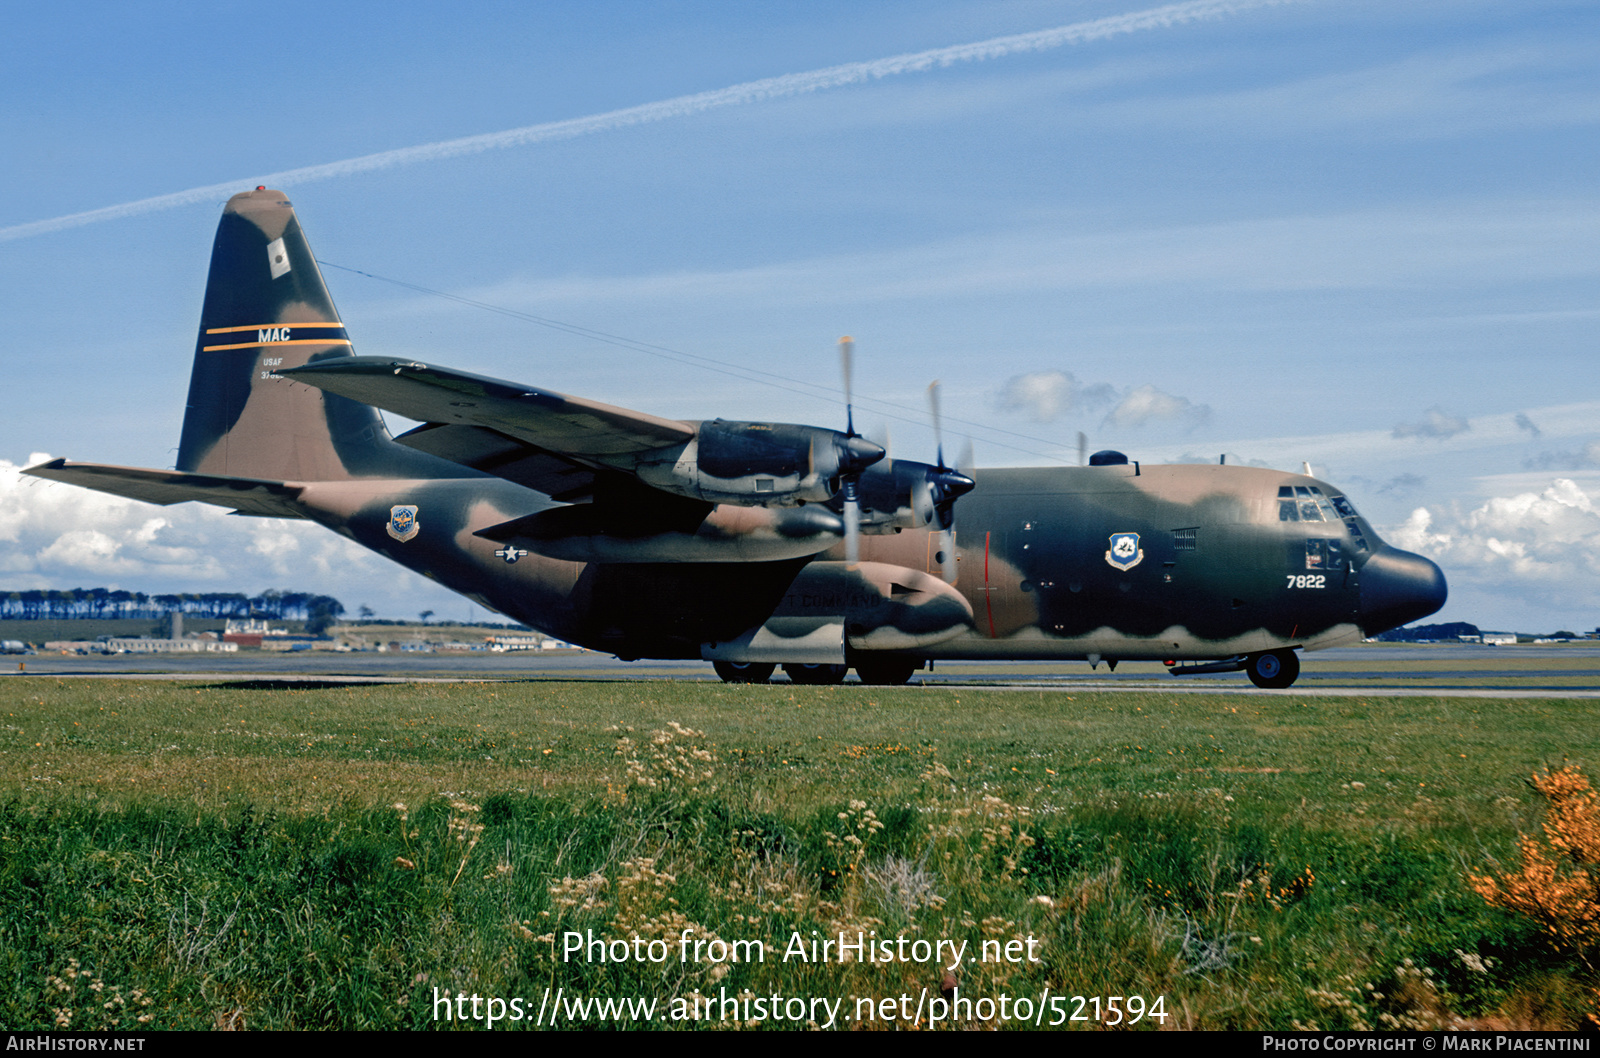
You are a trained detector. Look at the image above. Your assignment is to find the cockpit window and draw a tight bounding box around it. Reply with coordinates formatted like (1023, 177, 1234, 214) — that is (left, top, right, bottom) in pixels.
(1282, 486, 1369, 552)
(1294, 486, 1324, 522)
(1345, 519, 1369, 552)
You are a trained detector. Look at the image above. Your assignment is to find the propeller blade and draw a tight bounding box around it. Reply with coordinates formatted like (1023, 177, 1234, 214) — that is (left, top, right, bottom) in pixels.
(922, 380, 975, 582)
(838, 336, 867, 564)
(839, 336, 855, 438)
(958, 437, 974, 475)
(1077, 431, 1088, 467)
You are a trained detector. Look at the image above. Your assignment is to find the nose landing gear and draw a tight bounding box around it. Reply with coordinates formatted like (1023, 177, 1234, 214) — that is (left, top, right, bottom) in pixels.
(1245, 649, 1300, 689)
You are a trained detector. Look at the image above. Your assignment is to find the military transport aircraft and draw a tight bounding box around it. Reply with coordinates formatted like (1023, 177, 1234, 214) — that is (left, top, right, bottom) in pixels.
(26, 189, 1446, 688)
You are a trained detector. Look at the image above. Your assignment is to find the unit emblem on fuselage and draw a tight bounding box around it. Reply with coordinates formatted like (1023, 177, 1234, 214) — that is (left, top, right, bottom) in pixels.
(387, 505, 420, 542)
(1105, 532, 1143, 571)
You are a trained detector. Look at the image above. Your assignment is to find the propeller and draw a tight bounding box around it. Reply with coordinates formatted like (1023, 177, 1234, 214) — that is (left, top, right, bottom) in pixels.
(926, 381, 976, 582)
(839, 337, 865, 566)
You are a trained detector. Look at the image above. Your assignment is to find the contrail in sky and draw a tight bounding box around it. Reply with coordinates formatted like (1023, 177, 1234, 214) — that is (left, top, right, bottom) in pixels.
(2, 0, 1294, 243)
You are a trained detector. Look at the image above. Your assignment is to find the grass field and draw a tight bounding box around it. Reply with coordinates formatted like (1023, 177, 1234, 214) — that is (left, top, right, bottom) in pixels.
(1, 677, 1595, 1030)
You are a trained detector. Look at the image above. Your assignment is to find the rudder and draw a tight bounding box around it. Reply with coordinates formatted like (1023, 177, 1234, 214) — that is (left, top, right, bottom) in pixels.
(175, 188, 397, 481)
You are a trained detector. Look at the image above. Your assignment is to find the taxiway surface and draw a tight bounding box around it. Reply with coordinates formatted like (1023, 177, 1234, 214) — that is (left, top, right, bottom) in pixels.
(8, 642, 1600, 696)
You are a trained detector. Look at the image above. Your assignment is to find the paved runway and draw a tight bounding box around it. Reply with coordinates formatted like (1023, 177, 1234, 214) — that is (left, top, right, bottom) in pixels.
(7, 642, 1600, 696)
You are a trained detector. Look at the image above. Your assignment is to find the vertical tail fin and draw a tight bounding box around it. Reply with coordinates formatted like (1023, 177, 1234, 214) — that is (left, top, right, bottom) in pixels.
(175, 188, 396, 481)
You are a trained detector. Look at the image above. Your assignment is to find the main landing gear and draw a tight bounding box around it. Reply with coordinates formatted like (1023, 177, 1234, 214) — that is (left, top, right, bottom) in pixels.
(712, 659, 920, 685)
(851, 658, 920, 686)
(711, 661, 776, 684)
(782, 663, 849, 685)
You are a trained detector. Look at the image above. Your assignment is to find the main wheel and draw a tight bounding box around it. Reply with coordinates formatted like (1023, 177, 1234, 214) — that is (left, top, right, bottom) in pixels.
(1245, 649, 1299, 689)
(853, 658, 918, 685)
(783, 662, 849, 685)
(713, 661, 775, 684)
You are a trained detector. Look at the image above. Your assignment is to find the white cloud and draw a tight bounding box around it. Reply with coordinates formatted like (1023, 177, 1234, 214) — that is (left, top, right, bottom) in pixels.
(1103, 384, 1210, 430)
(997, 371, 1072, 422)
(1390, 478, 1600, 616)
(0, 457, 467, 618)
(994, 370, 1118, 423)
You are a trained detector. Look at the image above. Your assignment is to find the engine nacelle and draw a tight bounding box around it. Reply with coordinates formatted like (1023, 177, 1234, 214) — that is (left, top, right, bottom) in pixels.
(635, 419, 883, 507)
(846, 457, 976, 533)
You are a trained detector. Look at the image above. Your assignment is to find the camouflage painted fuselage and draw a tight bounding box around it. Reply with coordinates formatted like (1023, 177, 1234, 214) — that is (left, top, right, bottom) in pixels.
(28, 188, 1446, 679)
(291, 459, 1438, 666)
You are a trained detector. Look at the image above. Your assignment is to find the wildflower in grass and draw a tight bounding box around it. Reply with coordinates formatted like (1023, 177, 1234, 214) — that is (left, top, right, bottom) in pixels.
(446, 797, 486, 886)
(548, 871, 609, 915)
(611, 858, 693, 937)
(43, 960, 153, 1030)
(824, 799, 884, 877)
(614, 721, 718, 798)
(1471, 765, 1600, 966)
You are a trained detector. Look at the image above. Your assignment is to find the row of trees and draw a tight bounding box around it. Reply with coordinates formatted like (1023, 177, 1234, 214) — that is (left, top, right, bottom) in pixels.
(0, 589, 345, 625)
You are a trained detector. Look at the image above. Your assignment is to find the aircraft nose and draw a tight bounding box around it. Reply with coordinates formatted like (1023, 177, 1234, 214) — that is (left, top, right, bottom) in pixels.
(1359, 547, 1447, 635)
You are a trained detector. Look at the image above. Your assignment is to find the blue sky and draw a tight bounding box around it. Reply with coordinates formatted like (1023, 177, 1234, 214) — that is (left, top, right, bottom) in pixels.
(2, 0, 1598, 631)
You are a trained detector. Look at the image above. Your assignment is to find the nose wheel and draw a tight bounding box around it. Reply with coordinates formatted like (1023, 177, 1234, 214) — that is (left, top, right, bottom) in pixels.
(1245, 649, 1300, 689)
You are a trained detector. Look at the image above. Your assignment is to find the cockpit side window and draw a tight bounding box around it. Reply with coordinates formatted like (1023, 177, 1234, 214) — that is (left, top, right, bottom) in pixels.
(1278, 486, 1299, 521)
(1324, 495, 1371, 552)
(1306, 538, 1346, 571)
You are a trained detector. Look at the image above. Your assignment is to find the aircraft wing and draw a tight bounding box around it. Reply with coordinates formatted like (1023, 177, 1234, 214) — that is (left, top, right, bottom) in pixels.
(283, 356, 882, 522)
(389, 422, 602, 501)
(23, 460, 308, 518)
(282, 357, 694, 463)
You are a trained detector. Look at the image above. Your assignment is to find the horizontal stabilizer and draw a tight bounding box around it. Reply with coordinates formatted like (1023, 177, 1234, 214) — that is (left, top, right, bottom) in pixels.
(24, 460, 306, 518)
